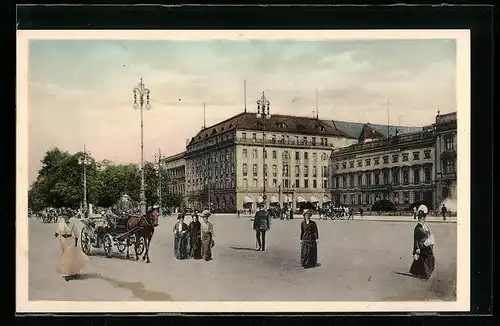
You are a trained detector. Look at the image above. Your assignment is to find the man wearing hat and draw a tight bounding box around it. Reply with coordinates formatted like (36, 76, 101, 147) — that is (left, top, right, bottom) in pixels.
(253, 200, 270, 251)
(200, 210, 215, 261)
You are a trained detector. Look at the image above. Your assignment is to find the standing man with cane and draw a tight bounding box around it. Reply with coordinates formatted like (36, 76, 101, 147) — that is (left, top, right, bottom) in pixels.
(253, 200, 270, 251)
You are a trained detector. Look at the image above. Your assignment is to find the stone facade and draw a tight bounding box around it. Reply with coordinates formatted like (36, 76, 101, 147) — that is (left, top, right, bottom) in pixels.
(434, 112, 457, 207)
(163, 152, 187, 206)
(178, 112, 359, 212)
(328, 112, 457, 211)
(163, 111, 439, 213)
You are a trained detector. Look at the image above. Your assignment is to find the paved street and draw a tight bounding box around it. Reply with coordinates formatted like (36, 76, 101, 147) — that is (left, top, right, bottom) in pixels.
(28, 214, 457, 302)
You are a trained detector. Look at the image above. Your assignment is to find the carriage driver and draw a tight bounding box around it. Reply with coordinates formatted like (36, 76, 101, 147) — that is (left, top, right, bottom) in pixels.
(152, 205, 160, 227)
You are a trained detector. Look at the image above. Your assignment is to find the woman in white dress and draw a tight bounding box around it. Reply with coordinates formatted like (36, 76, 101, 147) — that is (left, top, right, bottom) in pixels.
(54, 209, 90, 281)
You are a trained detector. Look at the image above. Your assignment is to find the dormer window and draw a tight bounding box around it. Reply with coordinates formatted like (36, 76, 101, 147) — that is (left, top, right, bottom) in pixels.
(211, 128, 217, 135)
(277, 122, 288, 129)
(316, 125, 326, 131)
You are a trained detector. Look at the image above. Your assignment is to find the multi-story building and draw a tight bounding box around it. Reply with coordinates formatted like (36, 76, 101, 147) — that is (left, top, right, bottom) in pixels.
(179, 112, 360, 212)
(163, 152, 187, 206)
(328, 112, 457, 211)
(434, 111, 457, 206)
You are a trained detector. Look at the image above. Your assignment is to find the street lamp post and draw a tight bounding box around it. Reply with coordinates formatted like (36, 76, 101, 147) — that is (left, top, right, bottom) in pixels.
(78, 145, 91, 213)
(154, 148, 163, 217)
(133, 78, 151, 216)
(256, 91, 271, 207)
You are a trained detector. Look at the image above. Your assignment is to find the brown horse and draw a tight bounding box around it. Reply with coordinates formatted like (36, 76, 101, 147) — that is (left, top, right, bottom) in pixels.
(124, 214, 155, 263)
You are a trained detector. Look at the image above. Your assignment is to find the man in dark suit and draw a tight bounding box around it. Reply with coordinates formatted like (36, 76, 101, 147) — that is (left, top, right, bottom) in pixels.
(253, 201, 270, 251)
(441, 204, 448, 221)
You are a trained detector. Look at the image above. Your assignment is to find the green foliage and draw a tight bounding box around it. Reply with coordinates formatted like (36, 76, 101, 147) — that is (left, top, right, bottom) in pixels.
(371, 199, 396, 212)
(28, 147, 176, 211)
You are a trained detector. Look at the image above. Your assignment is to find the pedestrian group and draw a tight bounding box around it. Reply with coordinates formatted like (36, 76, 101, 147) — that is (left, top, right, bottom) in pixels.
(47, 200, 438, 282)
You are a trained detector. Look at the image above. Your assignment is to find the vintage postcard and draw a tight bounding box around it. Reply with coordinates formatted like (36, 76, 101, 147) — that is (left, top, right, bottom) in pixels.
(16, 30, 470, 313)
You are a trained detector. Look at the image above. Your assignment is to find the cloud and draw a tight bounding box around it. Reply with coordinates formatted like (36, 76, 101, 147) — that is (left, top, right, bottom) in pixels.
(26, 39, 457, 184)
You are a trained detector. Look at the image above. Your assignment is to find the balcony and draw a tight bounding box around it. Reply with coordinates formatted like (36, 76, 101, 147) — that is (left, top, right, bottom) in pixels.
(332, 181, 434, 191)
(437, 172, 457, 180)
(236, 137, 335, 148)
(360, 184, 390, 190)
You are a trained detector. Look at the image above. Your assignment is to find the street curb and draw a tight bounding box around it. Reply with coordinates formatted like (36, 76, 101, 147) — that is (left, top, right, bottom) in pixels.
(344, 219, 456, 224)
(238, 217, 456, 224)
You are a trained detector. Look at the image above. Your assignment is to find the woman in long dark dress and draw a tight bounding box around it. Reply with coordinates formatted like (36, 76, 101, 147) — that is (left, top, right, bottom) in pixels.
(409, 206, 436, 279)
(189, 214, 202, 259)
(300, 210, 319, 268)
(173, 213, 189, 260)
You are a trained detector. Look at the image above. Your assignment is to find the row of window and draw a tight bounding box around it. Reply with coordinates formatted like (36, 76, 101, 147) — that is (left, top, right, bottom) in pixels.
(242, 148, 329, 161)
(242, 163, 329, 178)
(334, 149, 432, 170)
(333, 166, 433, 188)
(444, 136, 455, 150)
(168, 184, 185, 195)
(338, 191, 421, 205)
(242, 132, 330, 146)
(241, 178, 328, 189)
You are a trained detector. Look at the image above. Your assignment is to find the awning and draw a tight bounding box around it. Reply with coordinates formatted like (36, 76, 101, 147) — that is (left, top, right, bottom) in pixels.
(323, 196, 331, 203)
(243, 196, 253, 204)
(310, 196, 319, 203)
(283, 196, 291, 203)
(296, 196, 306, 203)
(270, 196, 279, 204)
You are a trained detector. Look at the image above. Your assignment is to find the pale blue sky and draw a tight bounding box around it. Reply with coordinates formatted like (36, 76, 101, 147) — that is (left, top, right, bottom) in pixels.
(28, 39, 456, 183)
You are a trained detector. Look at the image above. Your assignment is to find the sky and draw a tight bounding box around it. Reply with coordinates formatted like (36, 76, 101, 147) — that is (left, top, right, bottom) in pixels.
(28, 38, 456, 184)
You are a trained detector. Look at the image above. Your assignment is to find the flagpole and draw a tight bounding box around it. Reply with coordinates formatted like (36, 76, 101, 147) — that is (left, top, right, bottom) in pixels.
(386, 98, 390, 136)
(203, 102, 206, 129)
(316, 88, 319, 119)
(244, 79, 247, 113)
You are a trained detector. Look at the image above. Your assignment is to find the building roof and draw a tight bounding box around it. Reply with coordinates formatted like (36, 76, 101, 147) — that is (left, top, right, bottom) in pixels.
(188, 112, 351, 145)
(330, 129, 435, 158)
(324, 120, 422, 139)
(163, 151, 186, 163)
(360, 124, 386, 141)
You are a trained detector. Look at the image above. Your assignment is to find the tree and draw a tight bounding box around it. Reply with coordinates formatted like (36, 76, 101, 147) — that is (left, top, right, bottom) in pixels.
(93, 164, 140, 207)
(371, 199, 396, 212)
(143, 162, 159, 209)
(28, 177, 50, 211)
(165, 192, 184, 208)
(30, 148, 99, 209)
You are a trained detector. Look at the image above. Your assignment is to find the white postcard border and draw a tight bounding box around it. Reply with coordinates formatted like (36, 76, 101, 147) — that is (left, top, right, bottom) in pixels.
(16, 29, 471, 313)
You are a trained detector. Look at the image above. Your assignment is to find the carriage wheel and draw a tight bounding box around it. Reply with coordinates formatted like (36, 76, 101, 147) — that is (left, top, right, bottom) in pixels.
(103, 234, 113, 258)
(80, 227, 92, 255)
(116, 240, 126, 253)
(135, 236, 145, 256)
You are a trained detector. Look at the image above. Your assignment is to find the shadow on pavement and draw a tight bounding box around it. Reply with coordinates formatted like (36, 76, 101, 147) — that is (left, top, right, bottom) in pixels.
(90, 252, 146, 262)
(393, 271, 416, 278)
(99, 275, 172, 301)
(72, 272, 102, 280)
(387, 268, 457, 301)
(229, 246, 260, 252)
(69, 272, 172, 301)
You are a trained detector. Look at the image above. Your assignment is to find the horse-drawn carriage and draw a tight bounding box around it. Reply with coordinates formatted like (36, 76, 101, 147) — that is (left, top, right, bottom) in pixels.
(80, 195, 147, 259)
(80, 213, 146, 258)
